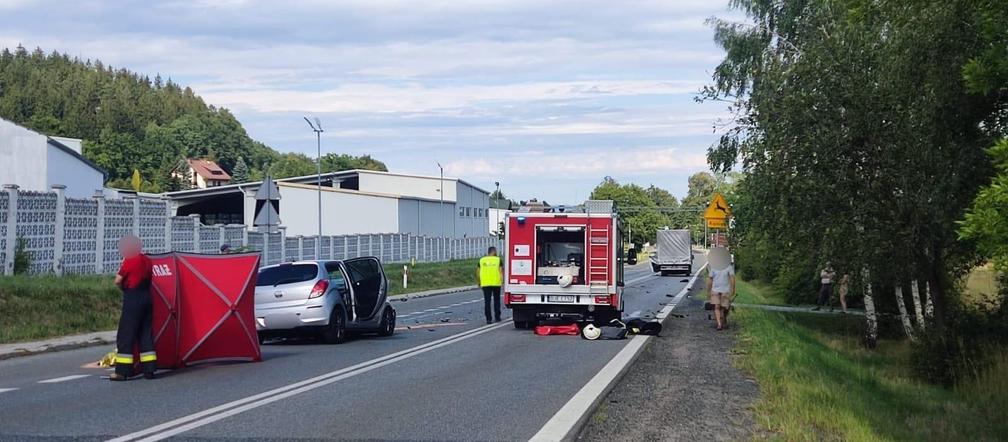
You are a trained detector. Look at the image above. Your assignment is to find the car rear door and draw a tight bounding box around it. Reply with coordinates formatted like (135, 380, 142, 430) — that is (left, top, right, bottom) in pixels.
(255, 263, 322, 309)
(344, 257, 387, 321)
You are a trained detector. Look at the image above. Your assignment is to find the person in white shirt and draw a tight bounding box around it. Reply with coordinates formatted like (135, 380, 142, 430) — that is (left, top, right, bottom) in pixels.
(706, 259, 736, 331)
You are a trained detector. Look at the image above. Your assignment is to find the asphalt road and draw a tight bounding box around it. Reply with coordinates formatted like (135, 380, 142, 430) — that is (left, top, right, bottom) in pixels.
(0, 255, 704, 441)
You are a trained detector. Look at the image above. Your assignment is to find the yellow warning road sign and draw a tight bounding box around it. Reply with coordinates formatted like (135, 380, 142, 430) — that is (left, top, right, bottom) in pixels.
(704, 193, 731, 229)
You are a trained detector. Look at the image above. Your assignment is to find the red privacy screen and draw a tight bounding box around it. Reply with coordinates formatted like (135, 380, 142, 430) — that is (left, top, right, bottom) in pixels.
(145, 252, 261, 369)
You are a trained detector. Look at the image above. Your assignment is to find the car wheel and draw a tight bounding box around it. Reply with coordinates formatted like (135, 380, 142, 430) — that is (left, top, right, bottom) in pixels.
(322, 307, 347, 344)
(378, 307, 396, 337)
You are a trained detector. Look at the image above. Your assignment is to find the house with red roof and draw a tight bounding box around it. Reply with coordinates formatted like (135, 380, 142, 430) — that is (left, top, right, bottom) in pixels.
(173, 158, 231, 189)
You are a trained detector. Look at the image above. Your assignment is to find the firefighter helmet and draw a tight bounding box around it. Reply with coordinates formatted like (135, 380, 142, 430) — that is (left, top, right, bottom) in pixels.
(582, 324, 601, 340)
(557, 274, 574, 287)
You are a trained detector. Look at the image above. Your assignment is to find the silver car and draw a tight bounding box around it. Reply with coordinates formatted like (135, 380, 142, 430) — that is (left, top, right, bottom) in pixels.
(254, 257, 395, 344)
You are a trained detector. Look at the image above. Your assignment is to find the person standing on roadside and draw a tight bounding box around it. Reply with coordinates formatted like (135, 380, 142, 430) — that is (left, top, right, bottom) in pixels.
(706, 247, 736, 331)
(813, 263, 836, 311)
(477, 246, 504, 324)
(110, 235, 157, 381)
(838, 273, 850, 314)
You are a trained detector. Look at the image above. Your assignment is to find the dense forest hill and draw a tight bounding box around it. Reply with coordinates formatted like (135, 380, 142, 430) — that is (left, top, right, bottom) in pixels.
(0, 45, 386, 192)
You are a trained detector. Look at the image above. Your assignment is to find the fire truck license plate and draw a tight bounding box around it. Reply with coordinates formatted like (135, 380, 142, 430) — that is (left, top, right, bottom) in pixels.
(547, 295, 576, 303)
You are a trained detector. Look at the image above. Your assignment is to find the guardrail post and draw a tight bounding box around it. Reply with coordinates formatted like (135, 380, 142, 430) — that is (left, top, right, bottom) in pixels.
(163, 199, 173, 252)
(93, 191, 105, 274)
(51, 185, 66, 275)
(356, 234, 361, 259)
(218, 225, 226, 251)
(279, 226, 287, 262)
(297, 236, 304, 261)
(261, 231, 269, 264)
(131, 197, 141, 237)
(189, 214, 201, 252)
(3, 185, 19, 275)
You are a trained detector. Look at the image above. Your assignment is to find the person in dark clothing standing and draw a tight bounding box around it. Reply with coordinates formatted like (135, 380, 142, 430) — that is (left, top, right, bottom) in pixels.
(110, 235, 157, 381)
(812, 262, 836, 311)
(477, 247, 504, 324)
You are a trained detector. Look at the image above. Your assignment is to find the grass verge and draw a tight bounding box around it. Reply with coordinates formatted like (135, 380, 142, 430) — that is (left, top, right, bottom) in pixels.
(384, 258, 478, 296)
(0, 274, 119, 344)
(733, 279, 1008, 440)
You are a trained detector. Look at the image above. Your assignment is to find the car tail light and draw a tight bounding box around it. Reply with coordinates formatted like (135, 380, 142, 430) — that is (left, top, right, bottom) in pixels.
(594, 295, 612, 305)
(308, 280, 329, 299)
(509, 294, 526, 303)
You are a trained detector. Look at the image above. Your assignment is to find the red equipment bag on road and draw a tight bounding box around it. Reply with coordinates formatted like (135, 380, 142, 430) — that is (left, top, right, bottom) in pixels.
(534, 323, 580, 336)
(143, 252, 262, 369)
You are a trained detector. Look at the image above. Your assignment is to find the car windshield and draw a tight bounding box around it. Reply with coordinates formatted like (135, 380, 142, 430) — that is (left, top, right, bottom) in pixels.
(256, 264, 318, 287)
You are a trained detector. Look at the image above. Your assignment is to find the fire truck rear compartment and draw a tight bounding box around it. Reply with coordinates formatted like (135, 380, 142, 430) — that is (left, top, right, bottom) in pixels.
(535, 227, 585, 285)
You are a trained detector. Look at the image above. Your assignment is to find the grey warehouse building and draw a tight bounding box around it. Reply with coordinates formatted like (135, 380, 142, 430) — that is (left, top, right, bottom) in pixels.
(165, 169, 491, 238)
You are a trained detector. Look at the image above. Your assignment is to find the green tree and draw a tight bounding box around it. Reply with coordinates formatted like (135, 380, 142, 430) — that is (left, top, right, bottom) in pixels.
(590, 177, 671, 246)
(231, 157, 250, 183)
(703, 0, 1002, 337)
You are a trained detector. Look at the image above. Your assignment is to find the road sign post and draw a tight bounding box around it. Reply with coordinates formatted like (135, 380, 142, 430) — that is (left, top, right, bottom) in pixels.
(703, 193, 732, 247)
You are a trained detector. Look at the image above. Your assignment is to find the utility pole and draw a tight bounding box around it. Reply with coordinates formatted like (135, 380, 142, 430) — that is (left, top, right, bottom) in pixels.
(304, 116, 324, 258)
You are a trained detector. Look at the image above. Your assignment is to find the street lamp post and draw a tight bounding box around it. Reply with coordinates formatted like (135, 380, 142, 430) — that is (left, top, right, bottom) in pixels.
(494, 181, 501, 237)
(437, 162, 444, 238)
(304, 117, 324, 258)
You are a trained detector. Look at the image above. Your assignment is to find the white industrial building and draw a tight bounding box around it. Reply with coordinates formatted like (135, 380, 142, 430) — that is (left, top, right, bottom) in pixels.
(166, 169, 491, 238)
(0, 118, 105, 198)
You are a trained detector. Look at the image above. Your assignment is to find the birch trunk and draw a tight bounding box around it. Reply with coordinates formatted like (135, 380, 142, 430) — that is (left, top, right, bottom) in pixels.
(862, 268, 878, 348)
(924, 281, 934, 319)
(894, 286, 916, 341)
(910, 280, 925, 331)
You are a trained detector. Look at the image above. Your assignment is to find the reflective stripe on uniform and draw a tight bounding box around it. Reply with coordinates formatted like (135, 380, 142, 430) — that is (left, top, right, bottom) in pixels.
(140, 352, 157, 363)
(115, 354, 134, 364)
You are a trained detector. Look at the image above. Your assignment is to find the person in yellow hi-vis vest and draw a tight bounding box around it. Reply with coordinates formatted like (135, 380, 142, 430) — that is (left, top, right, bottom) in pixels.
(477, 246, 504, 324)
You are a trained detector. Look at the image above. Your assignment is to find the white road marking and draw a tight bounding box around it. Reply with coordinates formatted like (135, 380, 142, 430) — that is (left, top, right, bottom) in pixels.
(627, 310, 642, 318)
(38, 374, 91, 384)
(110, 321, 512, 442)
(0, 388, 18, 394)
(530, 263, 707, 442)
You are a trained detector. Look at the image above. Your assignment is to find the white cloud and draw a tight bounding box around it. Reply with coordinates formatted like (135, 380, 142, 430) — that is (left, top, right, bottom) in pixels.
(196, 80, 703, 114)
(443, 147, 709, 178)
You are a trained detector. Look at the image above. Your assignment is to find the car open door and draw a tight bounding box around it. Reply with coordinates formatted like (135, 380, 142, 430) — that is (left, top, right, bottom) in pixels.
(344, 257, 387, 321)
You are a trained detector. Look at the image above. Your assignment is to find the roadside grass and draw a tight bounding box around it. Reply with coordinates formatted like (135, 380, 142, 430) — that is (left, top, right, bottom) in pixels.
(695, 269, 788, 306)
(0, 274, 119, 344)
(384, 258, 478, 296)
(733, 279, 1008, 441)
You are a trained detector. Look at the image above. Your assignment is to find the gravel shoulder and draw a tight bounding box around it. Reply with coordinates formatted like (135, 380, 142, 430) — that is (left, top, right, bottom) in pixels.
(578, 282, 759, 441)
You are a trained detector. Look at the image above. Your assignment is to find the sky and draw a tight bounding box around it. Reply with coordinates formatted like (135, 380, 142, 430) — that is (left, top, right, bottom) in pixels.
(0, 0, 736, 204)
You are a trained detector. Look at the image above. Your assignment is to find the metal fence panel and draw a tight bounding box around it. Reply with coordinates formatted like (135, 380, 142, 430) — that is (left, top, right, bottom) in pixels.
(138, 200, 168, 253)
(302, 237, 316, 261)
(199, 226, 219, 254)
(171, 217, 196, 253)
(16, 191, 57, 274)
(102, 199, 133, 273)
(63, 198, 98, 274)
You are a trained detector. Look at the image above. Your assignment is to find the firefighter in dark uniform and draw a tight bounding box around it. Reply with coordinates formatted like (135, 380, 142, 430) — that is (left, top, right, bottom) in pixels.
(110, 235, 157, 381)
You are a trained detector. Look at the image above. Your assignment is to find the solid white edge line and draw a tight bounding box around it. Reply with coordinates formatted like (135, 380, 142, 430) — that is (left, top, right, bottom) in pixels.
(108, 320, 510, 442)
(37, 374, 91, 384)
(137, 322, 512, 442)
(0, 387, 18, 393)
(529, 262, 707, 442)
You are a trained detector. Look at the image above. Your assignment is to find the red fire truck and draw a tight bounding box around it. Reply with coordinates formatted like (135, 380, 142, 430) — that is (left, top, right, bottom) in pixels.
(503, 200, 625, 329)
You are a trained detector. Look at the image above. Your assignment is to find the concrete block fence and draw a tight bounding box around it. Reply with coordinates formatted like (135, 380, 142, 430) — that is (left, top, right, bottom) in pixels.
(1, 185, 501, 276)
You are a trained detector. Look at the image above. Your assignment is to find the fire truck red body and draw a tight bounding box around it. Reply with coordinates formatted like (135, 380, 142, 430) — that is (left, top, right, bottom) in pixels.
(503, 200, 625, 329)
